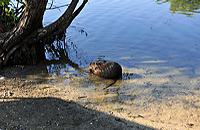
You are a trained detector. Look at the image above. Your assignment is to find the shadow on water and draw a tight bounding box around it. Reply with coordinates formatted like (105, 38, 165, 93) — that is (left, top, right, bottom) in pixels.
(87, 71, 141, 90)
(2, 29, 199, 107)
(0, 97, 155, 130)
(157, 0, 200, 17)
(122, 73, 142, 80)
(42, 33, 142, 91)
(1, 21, 199, 127)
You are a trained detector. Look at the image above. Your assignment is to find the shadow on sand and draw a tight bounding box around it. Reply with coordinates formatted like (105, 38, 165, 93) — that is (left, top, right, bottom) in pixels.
(0, 97, 155, 130)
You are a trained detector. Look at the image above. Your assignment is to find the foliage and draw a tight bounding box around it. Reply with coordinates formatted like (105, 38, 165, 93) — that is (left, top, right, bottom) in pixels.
(0, 0, 88, 66)
(157, 0, 200, 17)
(0, 0, 24, 26)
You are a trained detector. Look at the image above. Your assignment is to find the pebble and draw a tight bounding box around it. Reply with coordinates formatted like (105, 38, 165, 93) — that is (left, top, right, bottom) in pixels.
(0, 75, 6, 80)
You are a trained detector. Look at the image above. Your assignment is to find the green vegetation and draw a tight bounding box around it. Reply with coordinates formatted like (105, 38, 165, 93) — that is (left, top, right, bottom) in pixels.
(0, 0, 9, 7)
(114, 107, 127, 111)
(157, 0, 200, 17)
(0, 0, 24, 27)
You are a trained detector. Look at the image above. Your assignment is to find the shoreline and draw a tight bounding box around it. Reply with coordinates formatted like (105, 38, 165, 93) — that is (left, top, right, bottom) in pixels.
(0, 65, 199, 130)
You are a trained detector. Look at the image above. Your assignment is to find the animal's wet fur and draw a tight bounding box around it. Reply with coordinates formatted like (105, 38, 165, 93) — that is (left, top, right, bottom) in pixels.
(89, 61, 122, 79)
(89, 61, 122, 89)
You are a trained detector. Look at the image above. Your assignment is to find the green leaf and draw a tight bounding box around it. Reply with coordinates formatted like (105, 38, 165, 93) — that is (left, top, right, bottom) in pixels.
(5, 8, 9, 12)
(11, 8, 14, 12)
(0, 2, 5, 6)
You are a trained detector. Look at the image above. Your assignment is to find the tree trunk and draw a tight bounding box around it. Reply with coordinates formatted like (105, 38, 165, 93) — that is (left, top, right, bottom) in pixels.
(0, 0, 88, 68)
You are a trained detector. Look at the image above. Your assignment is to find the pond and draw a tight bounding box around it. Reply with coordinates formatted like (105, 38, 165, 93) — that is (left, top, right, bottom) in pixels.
(42, 0, 200, 116)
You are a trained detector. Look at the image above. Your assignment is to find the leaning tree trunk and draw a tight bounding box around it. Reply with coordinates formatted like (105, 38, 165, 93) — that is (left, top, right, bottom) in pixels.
(0, 0, 88, 68)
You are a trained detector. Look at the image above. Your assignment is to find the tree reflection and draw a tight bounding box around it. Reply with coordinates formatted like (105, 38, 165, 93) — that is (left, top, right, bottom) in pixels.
(157, 0, 200, 17)
(44, 30, 88, 76)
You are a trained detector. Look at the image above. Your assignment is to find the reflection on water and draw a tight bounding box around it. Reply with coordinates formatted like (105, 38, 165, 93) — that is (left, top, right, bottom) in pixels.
(157, 0, 200, 17)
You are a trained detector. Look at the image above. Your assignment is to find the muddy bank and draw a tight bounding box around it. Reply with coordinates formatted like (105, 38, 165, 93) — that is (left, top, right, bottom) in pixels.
(0, 78, 152, 130)
(0, 64, 199, 130)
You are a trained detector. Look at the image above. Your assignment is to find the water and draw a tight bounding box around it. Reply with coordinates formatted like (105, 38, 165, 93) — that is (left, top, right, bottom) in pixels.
(43, 0, 200, 108)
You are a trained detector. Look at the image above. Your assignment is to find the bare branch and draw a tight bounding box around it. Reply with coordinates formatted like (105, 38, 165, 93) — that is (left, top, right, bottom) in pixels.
(1, 0, 48, 51)
(0, 0, 88, 66)
(46, 4, 69, 10)
(43, 0, 88, 39)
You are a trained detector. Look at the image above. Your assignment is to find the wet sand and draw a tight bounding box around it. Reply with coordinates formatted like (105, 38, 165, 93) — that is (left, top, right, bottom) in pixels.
(0, 64, 199, 130)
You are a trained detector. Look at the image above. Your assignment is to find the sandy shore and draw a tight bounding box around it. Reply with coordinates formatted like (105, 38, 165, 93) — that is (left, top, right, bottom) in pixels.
(0, 64, 199, 130)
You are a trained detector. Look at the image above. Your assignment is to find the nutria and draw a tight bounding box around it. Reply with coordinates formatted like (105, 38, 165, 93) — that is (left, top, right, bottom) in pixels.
(88, 61, 122, 79)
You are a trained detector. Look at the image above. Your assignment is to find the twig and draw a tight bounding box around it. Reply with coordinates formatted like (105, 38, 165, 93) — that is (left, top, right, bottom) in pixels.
(46, 4, 69, 10)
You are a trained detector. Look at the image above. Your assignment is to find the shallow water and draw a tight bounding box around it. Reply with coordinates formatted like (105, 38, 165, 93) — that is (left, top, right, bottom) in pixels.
(42, 0, 200, 108)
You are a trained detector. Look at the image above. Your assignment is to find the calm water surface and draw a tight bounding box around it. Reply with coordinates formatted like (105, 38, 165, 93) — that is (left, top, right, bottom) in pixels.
(43, 0, 200, 107)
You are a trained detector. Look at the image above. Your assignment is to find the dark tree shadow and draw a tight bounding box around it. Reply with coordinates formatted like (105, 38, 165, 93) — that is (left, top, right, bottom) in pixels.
(0, 97, 155, 130)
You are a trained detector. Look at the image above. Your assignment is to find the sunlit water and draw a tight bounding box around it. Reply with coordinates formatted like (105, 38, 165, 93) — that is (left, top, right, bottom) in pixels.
(42, 0, 200, 108)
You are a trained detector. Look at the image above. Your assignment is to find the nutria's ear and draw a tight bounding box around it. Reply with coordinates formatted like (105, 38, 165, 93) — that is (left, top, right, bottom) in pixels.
(96, 61, 101, 65)
(97, 60, 101, 63)
(96, 62, 101, 65)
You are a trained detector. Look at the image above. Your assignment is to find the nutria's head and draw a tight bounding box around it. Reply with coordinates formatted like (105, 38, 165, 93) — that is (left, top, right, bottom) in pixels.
(88, 61, 102, 74)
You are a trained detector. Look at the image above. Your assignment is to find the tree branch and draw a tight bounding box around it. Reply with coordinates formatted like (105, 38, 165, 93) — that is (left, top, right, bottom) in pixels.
(0, 0, 88, 66)
(1, 0, 48, 52)
(36, 0, 88, 41)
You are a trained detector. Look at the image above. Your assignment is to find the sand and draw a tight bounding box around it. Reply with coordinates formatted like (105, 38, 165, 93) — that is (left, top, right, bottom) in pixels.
(0, 64, 199, 130)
